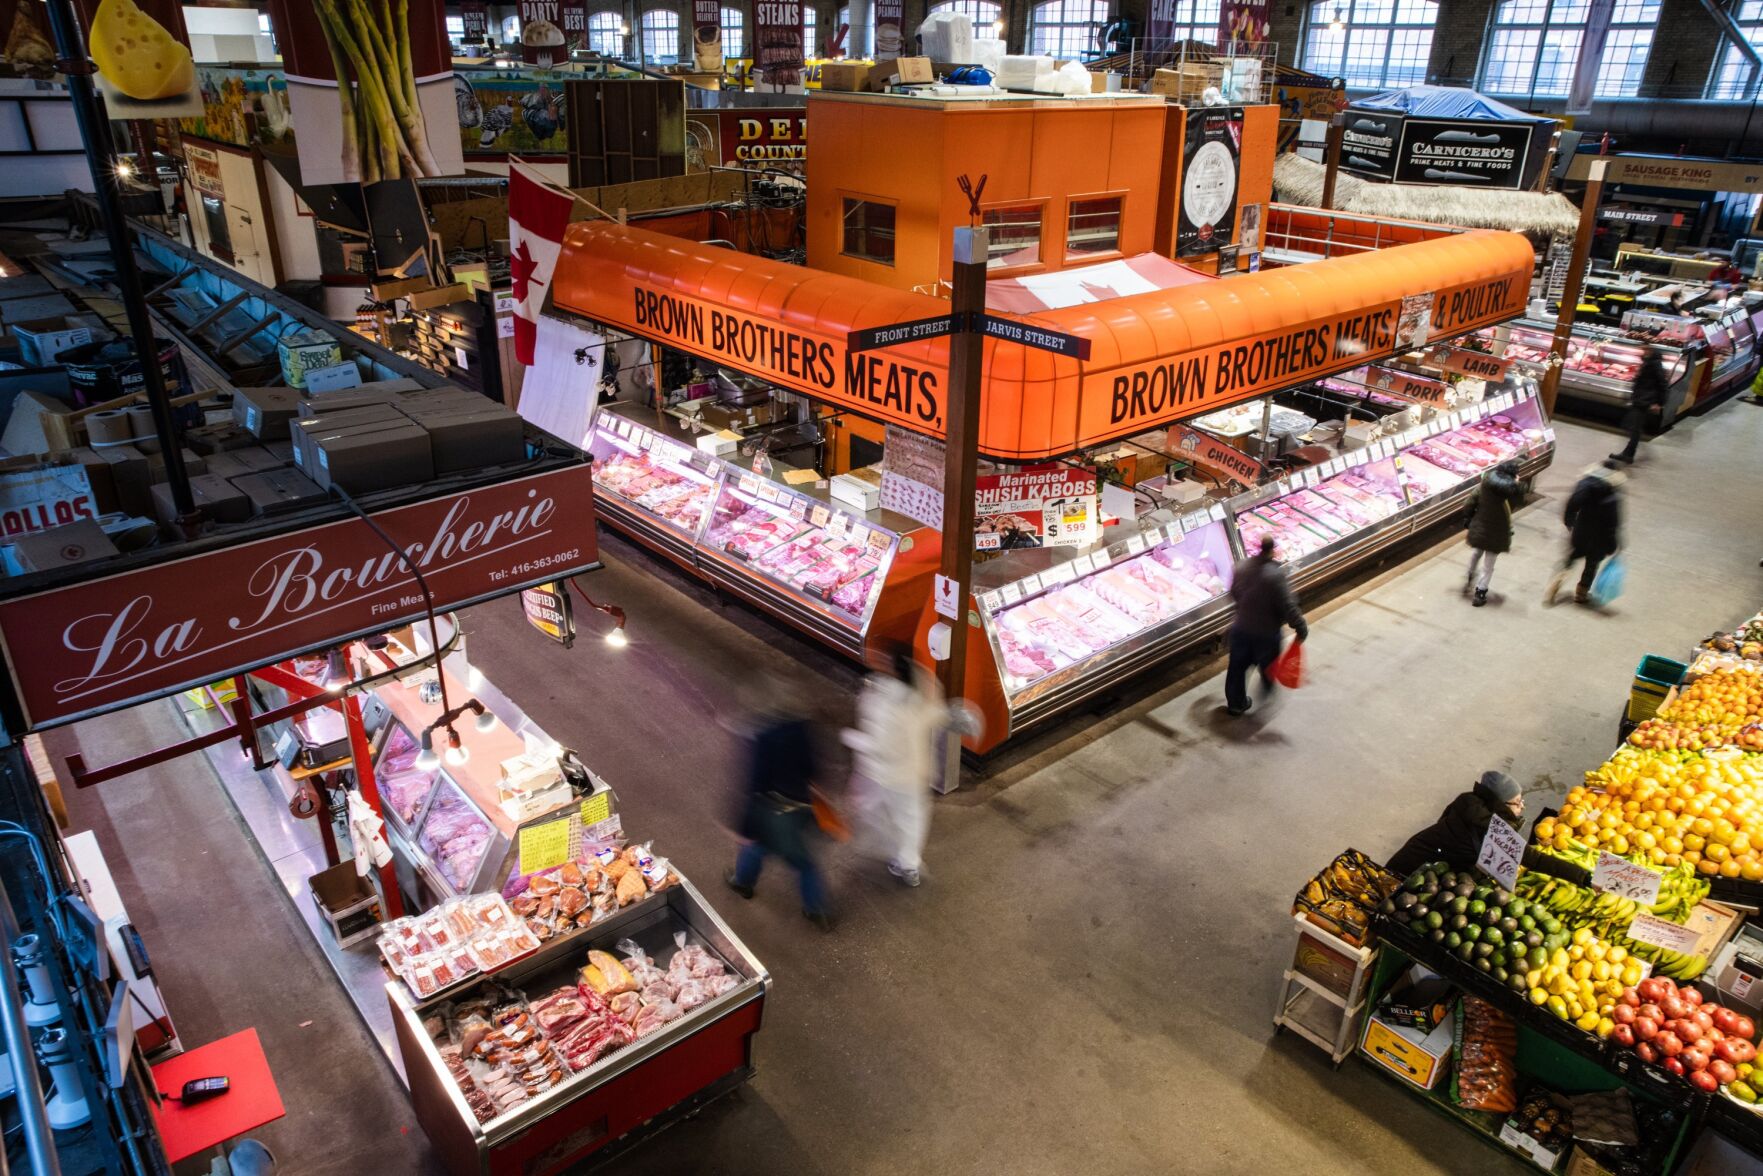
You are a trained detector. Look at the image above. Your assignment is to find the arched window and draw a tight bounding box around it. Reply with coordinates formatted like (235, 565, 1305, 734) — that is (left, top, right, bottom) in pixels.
(721, 6, 746, 57)
(837, 5, 876, 52)
(642, 7, 680, 61)
(1029, 0, 1109, 58)
(588, 10, 624, 56)
(1709, 1, 1763, 97)
(804, 6, 818, 55)
(1153, 0, 1222, 44)
(929, 0, 1003, 36)
(1482, 0, 1657, 100)
(1302, 0, 1437, 88)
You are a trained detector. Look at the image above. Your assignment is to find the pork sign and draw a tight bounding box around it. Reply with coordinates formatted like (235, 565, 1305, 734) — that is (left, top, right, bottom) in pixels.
(0, 465, 600, 730)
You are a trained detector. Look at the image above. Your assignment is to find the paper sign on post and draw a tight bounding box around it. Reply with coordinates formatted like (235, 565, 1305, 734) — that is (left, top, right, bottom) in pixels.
(1476, 819, 1525, 890)
(933, 574, 960, 620)
(1593, 852, 1662, 905)
(1626, 912, 1702, 955)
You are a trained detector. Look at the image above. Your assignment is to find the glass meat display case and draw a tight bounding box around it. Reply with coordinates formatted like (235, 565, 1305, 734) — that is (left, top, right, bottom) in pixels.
(584, 405, 936, 657)
(1491, 319, 1697, 419)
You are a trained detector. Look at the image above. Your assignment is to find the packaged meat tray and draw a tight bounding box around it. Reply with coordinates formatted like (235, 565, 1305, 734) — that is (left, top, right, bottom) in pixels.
(378, 723, 442, 828)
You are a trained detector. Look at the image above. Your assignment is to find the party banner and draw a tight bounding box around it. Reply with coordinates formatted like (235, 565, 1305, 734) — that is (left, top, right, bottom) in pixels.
(1178, 107, 1243, 258)
(754, 0, 804, 86)
(874, 0, 904, 60)
(269, 0, 464, 185)
(74, 0, 200, 118)
(518, 1, 571, 65)
(693, 0, 723, 70)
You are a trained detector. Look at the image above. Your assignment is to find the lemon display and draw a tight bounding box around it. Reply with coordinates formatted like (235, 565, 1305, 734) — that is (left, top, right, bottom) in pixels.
(89, 0, 194, 102)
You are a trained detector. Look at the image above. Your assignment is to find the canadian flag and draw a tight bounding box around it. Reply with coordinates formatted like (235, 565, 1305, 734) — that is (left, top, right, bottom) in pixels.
(508, 158, 579, 366)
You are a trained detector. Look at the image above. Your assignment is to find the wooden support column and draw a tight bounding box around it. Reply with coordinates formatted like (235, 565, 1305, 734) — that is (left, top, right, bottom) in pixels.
(1540, 158, 1607, 418)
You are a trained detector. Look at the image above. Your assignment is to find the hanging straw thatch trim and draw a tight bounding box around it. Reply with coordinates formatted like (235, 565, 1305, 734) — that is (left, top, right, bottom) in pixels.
(1272, 154, 1580, 242)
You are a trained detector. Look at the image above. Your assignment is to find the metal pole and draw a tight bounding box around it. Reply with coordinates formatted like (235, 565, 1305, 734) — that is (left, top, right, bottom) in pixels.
(933, 226, 987, 794)
(0, 919, 63, 1176)
(1540, 159, 1607, 418)
(42, 0, 195, 521)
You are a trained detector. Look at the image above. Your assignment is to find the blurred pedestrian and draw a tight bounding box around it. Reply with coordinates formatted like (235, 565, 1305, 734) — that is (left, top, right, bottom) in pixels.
(725, 674, 832, 931)
(1612, 345, 1668, 464)
(844, 643, 966, 887)
(1547, 459, 1624, 607)
(1463, 458, 1525, 607)
(1224, 535, 1308, 716)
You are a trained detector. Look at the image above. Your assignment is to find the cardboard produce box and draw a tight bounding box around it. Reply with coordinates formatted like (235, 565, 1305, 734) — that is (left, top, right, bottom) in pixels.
(1150, 62, 1222, 98)
(90, 444, 152, 515)
(229, 468, 327, 516)
(311, 422, 434, 494)
(1361, 1006, 1454, 1089)
(152, 473, 252, 527)
(146, 448, 206, 482)
(9, 316, 101, 366)
(8, 519, 117, 573)
(869, 56, 933, 90)
(292, 405, 407, 472)
(184, 421, 259, 454)
(819, 61, 871, 91)
(231, 386, 302, 440)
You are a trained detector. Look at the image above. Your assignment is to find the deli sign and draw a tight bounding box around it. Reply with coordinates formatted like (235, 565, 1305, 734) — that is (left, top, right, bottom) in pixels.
(0, 466, 600, 730)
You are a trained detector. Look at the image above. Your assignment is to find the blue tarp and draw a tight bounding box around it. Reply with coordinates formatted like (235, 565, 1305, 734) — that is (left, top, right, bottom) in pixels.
(1351, 85, 1556, 125)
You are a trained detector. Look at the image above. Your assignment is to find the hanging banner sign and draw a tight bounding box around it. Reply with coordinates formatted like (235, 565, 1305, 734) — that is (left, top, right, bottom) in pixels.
(1146, 0, 1177, 47)
(461, 1, 490, 41)
(1394, 119, 1535, 190)
(1179, 107, 1243, 259)
(1425, 343, 1514, 381)
(1364, 365, 1452, 407)
(1341, 111, 1402, 179)
(1566, 155, 1763, 193)
(692, 0, 723, 71)
(518, 1, 571, 65)
(0, 466, 601, 731)
(71, 0, 200, 119)
(1567, 0, 1616, 116)
(520, 581, 576, 647)
(753, 0, 805, 86)
(1166, 424, 1265, 488)
(874, 0, 904, 60)
(974, 468, 1096, 550)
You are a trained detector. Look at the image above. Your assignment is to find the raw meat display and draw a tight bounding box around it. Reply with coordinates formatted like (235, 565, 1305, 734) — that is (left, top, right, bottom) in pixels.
(1501, 325, 1683, 385)
(587, 437, 719, 536)
(378, 894, 539, 1000)
(377, 723, 440, 828)
(506, 843, 679, 944)
(704, 483, 893, 626)
(417, 781, 495, 892)
(987, 526, 1233, 693)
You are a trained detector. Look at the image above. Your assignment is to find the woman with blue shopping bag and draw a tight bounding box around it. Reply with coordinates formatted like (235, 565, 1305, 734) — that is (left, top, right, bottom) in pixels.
(1546, 459, 1624, 607)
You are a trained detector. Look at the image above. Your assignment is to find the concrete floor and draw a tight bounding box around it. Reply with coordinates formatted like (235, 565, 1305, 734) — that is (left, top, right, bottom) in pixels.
(49, 398, 1763, 1175)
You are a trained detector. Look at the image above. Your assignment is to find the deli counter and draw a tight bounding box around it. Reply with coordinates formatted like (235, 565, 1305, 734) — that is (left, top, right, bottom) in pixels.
(584, 403, 938, 658)
(1486, 318, 1701, 425)
(956, 389, 1556, 750)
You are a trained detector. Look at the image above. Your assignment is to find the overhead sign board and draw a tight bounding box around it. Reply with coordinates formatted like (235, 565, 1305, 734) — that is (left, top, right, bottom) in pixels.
(974, 315, 1093, 360)
(1566, 154, 1763, 194)
(849, 316, 957, 352)
(1597, 207, 1686, 227)
(0, 466, 600, 730)
(1394, 119, 1534, 189)
(520, 581, 576, 647)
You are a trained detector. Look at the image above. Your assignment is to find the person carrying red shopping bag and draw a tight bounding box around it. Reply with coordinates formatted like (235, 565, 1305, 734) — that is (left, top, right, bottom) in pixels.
(1224, 535, 1309, 716)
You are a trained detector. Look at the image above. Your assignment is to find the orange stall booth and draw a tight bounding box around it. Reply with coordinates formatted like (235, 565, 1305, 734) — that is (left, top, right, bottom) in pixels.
(549, 216, 1552, 752)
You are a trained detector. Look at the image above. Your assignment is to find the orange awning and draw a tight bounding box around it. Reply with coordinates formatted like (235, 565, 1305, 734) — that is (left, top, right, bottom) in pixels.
(550, 221, 1534, 462)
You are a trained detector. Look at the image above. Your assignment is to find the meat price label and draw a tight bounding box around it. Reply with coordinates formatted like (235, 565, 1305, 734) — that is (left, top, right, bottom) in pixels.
(1592, 852, 1662, 905)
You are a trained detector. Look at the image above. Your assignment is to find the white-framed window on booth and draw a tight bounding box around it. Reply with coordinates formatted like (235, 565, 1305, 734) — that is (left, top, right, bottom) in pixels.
(804, 6, 818, 55)
(1480, 0, 1657, 100)
(1029, 0, 1109, 59)
(1709, 0, 1763, 97)
(721, 6, 746, 56)
(1302, 0, 1436, 88)
(642, 7, 681, 61)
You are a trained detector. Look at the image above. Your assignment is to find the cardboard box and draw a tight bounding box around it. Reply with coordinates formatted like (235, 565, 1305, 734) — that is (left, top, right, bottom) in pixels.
(8, 519, 117, 573)
(184, 421, 259, 454)
(60, 448, 117, 515)
(412, 409, 525, 473)
(232, 386, 302, 440)
(1150, 63, 1222, 98)
(1499, 1118, 1567, 1169)
(1563, 1147, 1618, 1176)
(146, 448, 207, 482)
(1361, 1006, 1454, 1089)
(819, 61, 871, 91)
(1, 389, 77, 455)
(9, 316, 98, 366)
(229, 468, 327, 516)
(152, 473, 252, 527)
(202, 448, 282, 482)
(1712, 922, 1763, 1012)
(869, 56, 933, 90)
(311, 422, 434, 493)
(90, 443, 152, 515)
(292, 405, 407, 472)
(277, 330, 344, 389)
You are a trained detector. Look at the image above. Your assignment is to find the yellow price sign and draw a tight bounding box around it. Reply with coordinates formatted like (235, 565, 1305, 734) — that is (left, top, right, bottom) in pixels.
(518, 817, 572, 875)
(580, 792, 612, 827)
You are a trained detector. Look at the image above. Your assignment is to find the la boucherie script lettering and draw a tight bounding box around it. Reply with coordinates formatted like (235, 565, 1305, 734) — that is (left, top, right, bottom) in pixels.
(634, 286, 942, 429)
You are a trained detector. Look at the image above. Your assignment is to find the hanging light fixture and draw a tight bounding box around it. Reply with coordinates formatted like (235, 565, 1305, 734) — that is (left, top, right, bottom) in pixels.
(444, 727, 470, 767)
(570, 581, 629, 649)
(415, 730, 440, 771)
(323, 647, 351, 693)
(1328, 5, 1345, 32)
(474, 706, 499, 733)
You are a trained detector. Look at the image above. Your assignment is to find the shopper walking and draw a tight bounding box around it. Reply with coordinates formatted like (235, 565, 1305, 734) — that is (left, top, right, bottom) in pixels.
(1463, 458, 1525, 607)
(1612, 346, 1669, 464)
(1547, 459, 1625, 607)
(1387, 771, 1525, 877)
(1224, 535, 1308, 717)
(725, 675, 832, 931)
(843, 643, 965, 887)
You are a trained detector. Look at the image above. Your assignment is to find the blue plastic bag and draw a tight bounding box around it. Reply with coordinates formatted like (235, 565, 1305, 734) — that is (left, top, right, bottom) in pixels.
(1590, 554, 1626, 607)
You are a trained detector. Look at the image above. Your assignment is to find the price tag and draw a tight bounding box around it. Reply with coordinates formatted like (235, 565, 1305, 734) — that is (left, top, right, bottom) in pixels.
(826, 512, 849, 539)
(808, 505, 830, 527)
(757, 483, 780, 503)
(1593, 852, 1663, 905)
(738, 475, 759, 496)
(612, 417, 631, 438)
(1627, 912, 1702, 955)
(1476, 818, 1525, 891)
(1208, 503, 1225, 522)
(1125, 533, 1148, 555)
(518, 817, 573, 875)
(849, 525, 869, 547)
(1020, 574, 1043, 595)
(789, 498, 808, 519)
(1091, 547, 1113, 569)
(1000, 582, 1023, 605)
(979, 592, 1000, 613)
(868, 530, 891, 550)
(1072, 554, 1097, 576)
(579, 791, 612, 827)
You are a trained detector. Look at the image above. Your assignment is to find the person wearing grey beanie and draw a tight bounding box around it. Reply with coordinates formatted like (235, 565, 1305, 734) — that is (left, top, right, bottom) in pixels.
(1386, 770, 1526, 878)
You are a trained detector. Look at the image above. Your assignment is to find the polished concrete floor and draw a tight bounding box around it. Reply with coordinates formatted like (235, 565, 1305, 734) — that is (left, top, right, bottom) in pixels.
(50, 397, 1763, 1175)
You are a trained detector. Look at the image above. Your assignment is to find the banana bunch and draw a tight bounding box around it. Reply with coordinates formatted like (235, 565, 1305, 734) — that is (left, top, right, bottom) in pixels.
(1649, 946, 1708, 981)
(1529, 836, 1710, 917)
(1323, 857, 1397, 907)
(1513, 874, 1708, 979)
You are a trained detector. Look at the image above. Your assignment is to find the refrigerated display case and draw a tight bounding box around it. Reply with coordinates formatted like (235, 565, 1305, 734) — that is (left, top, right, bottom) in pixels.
(1696, 305, 1758, 398)
(1489, 319, 1698, 424)
(957, 390, 1556, 752)
(584, 405, 938, 658)
(392, 876, 767, 1176)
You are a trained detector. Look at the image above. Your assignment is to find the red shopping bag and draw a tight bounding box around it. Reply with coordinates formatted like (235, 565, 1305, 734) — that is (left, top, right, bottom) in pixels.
(1270, 640, 1305, 689)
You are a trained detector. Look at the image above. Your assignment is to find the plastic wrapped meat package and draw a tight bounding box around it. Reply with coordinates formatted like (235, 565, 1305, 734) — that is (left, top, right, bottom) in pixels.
(724, 515, 808, 560)
(378, 894, 536, 1000)
(754, 534, 825, 578)
(377, 724, 439, 827)
(418, 785, 494, 892)
(829, 572, 878, 619)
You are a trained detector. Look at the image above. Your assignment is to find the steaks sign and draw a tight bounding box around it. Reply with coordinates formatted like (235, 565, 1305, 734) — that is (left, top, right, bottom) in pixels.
(0, 466, 600, 730)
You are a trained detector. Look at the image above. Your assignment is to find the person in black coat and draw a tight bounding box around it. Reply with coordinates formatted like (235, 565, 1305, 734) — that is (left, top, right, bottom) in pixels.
(1224, 536, 1308, 716)
(1463, 458, 1525, 607)
(1613, 347, 1669, 464)
(1549, 460, 1624, 607)
(726, 677, 831, 930)
(1387, 771, 1525, 878)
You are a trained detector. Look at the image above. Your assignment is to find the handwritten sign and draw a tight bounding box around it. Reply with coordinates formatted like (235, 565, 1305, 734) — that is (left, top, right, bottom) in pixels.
(1477, 818, 1525, 890)
(1626, 912, 1702, 955)
(1593, 852, 1662, 905)
(579, 791, 611, 827)
(518, 817, 572, 875)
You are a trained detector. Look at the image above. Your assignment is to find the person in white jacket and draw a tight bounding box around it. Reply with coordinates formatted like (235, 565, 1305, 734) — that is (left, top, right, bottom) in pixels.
(842, 644, 969, 887)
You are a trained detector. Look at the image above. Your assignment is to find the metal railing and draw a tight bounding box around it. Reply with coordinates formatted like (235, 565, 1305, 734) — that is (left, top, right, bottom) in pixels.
(1262, 202, 1466, 263)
